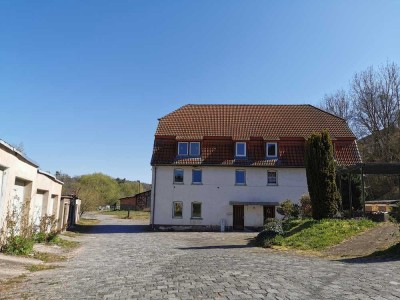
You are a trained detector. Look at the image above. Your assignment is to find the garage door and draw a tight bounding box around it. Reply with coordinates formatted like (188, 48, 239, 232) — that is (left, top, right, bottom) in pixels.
(12, 179, 26, 233)
(33, 191, 45, 228)
(0, 169, 4, 200)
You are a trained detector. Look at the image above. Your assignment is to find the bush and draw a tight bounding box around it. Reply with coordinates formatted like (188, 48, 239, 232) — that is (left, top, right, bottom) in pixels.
(277, 199, 299, 219)
(263, 218, 284, 235)
(256, 230, 279, 248)
(256, 219, 285, 248)
(33, 232, 47, 243)
(299, 193, 312, 218)
(3, 236, 34, 255)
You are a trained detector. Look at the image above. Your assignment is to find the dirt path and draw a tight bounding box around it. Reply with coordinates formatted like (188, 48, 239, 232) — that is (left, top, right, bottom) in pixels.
(324, 222, 400, 258)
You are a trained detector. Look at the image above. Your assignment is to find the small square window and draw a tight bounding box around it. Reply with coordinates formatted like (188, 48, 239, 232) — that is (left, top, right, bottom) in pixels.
(189, 142, 200, 156)
(267, 171, 277, 185)
(235, 170, 246, 185)
(173, 201, 183, 218)
(174, 169, 184, 183)
(266, 143, 278, 158)
(235, 142, 246, 157)
(191, 202, 202, 218)
(192, 169, 202, 184)
(178, 142, 188, 155)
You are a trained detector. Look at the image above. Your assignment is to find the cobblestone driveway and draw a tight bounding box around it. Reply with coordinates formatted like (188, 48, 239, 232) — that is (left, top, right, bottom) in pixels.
(2, 214, 400, 300)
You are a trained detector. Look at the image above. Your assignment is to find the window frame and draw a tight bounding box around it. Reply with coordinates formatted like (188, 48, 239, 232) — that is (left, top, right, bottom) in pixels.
(172, 201, 183, 219)
(177, 142, 189, 156)
(266, 142, 278, 158)
(173, 168, 184, 184)
(191, 202, 202, 219)
(235, 142, 246, 157)
(189, 142, 201, 156)
(267, 170, 278, 186)
(235, 169, 246, 185)
(192, 169, 202, 185)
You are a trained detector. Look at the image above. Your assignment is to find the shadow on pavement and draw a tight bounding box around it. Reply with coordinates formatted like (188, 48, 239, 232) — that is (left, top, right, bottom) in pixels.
(339, 255, 400, 264)
(73, 224, 150, 234)
(338, 243, 400, 264)
(177, 244, 253, 250)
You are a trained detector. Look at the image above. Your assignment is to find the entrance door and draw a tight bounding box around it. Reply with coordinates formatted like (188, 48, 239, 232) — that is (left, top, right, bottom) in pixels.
(233, 205, 244, 230)
(263, 205, 275, 223)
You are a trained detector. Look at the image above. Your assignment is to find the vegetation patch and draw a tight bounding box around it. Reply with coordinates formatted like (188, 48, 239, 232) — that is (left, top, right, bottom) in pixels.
(61, 231, 81, 238)
(26, 264, 62, 272)
(99, 210, 150, 220)
(48, 236, 79, 250)
(78, 218, 100, 226)
(0, 274, 27, 293)
(272, 218, 377, 251)
(3, 236, 35, 256)
(32, 251, 67, 263)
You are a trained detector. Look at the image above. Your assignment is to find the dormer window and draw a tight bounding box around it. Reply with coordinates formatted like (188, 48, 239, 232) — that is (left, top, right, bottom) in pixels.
(266, 142, 278, 158)
(178, 142, 189, 155)
(189, 142, 200, 156)
(235, 142, 246, 157)
(177, 142, 201, 156)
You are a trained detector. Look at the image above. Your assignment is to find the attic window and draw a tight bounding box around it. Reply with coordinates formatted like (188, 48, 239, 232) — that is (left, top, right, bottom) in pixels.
(178, 142, 188, 155)
(235, 142, 246, 157)
(177, 142, 200, 156)
(266, 142, 278, 158)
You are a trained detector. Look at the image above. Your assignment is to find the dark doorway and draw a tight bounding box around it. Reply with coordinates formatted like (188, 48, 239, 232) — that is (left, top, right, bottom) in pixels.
(233, 205, 244, 230)
(263, 205, 275, 223)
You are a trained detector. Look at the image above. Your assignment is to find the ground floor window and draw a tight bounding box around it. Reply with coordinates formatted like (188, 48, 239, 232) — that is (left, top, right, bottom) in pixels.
(191, 202, 202, 218)
(173, 201, 183, 218)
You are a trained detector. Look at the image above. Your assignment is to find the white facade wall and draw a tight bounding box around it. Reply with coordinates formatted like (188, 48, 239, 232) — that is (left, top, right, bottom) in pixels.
(151, 166, 308, 228)
(0, 144, 63, 233)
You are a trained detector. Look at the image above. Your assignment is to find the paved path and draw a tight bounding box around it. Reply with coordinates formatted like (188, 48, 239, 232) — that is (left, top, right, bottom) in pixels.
(1, 214, 400, 300)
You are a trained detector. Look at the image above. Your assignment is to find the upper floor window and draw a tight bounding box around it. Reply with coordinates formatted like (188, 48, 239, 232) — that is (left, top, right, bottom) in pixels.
(192, 169, 202, 184)
(235, 142, 246, 157)
(266, 142, 278, 158)
(178, 142, 189, 155)
(235, 169, 246, 185)
(267, 170, 278, 185)
(178, 142, 200, 156)
(174, 169, 184, 184)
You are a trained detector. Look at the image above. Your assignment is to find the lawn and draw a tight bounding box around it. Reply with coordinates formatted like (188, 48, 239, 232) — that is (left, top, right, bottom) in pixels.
(273, 218, 378, 251)
(99, 210, 150, 220)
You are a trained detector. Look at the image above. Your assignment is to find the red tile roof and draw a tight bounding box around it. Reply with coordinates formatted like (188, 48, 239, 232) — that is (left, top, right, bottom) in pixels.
(152, 104, 361, 167)
(155, 104, 355, 140)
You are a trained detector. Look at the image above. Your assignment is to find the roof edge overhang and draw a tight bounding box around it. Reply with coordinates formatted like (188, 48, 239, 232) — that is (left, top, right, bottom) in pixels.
(38, 170, 64, 185)
(0, 140, 39, 168)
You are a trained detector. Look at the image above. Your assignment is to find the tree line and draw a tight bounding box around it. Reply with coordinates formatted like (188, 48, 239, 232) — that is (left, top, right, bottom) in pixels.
(55, 172, 150, 215)
(320, 61, 400, 201)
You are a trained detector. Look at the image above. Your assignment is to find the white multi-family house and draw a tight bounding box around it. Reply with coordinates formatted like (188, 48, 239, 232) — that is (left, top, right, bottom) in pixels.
(150, 104, 361, 230)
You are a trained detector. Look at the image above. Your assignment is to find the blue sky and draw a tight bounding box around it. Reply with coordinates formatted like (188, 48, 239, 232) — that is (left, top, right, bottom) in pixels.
(1, 1, 399, 183)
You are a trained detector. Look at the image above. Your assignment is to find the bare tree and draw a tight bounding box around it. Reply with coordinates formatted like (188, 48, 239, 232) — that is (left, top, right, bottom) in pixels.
(351, 62, 400, 161)
(321, 89, 353, 122)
